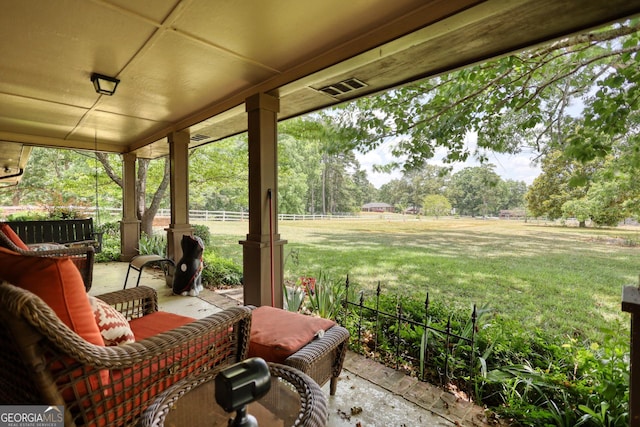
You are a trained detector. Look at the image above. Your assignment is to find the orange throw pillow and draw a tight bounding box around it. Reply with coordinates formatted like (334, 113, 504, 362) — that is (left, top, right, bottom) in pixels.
(0, 247, 104, 346)
(248, 306, 336, 363)
(0, 223, 29, 250)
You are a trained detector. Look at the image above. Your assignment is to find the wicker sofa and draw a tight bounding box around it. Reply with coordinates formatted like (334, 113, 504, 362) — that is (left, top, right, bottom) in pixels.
(0, 223, 95, 291)
(0, 283, 252, 427)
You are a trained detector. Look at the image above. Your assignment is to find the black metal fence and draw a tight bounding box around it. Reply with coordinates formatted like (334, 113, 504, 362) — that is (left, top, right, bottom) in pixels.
(340, 276, 478, 389)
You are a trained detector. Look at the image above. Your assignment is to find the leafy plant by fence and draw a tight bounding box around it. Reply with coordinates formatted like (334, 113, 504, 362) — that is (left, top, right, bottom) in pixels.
(339, 277, 479, 393)
(138, 231, 167, 256)
(333, 277, 630, 426)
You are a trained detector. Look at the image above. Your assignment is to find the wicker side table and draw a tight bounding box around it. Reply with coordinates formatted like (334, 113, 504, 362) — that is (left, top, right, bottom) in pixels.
(142, 363, 328, 427)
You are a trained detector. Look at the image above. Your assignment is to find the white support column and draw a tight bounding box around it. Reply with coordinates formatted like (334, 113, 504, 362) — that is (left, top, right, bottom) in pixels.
(120, 152, 140, 261)
(240, 93, 286, 308)
(166, 130, 193, 262)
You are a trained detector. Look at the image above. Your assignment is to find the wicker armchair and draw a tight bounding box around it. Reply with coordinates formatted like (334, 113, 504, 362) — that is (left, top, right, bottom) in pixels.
(0, 228, 95, 291)
(0, 283, 252, 427)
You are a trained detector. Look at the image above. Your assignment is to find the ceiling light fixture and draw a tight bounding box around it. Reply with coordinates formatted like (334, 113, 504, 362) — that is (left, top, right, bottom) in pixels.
(91, 73, 120, 96)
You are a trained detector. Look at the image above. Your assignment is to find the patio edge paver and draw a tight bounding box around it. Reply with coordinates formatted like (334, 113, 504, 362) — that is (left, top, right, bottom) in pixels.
(342, 351, 495, 426)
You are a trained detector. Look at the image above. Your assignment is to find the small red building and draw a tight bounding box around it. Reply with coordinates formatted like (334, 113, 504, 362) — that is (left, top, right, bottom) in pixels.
(362, 202, 394, 213)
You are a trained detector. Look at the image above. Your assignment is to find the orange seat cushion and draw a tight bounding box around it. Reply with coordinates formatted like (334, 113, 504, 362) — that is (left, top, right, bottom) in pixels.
(0, 223, 29, 250)
(95, 312, 231, 427)
(129, 311, 196, 340)
(248, 306, 336, 363)
(0, 247, 104, 346)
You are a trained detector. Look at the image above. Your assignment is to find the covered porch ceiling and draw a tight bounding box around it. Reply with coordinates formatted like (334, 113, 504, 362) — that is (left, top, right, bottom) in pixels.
(1, 0, 640, 182)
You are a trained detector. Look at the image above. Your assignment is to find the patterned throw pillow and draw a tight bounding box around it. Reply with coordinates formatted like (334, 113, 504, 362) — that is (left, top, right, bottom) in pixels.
(88, 295, 135, 346)
(28, 242, 68, 251)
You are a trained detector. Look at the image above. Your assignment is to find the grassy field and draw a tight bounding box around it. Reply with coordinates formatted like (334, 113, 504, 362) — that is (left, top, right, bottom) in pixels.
(198, 216, 640, 342)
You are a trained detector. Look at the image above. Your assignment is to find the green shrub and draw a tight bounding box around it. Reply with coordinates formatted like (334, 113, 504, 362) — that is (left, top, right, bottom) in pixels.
(574, 324, 629, 426)
(46, 206, 85, 219)
(342, 292, 484, 384)
(340, 286, 631, 426)
(6, 207, 86, 221)
(201, 251, 242, 287)
(283, 283, 306, 312)
(95, 221, 120, 262)
(192, 224, 212, 247)
(304, 272, 346, 320)
(97, 221, 120, 236)
(473, 323, 630, 426)
(342, 294, 630, 427)
(139, 232, 167, 256)
(6, 211, 48, 221)
(96, 245, 120, 262)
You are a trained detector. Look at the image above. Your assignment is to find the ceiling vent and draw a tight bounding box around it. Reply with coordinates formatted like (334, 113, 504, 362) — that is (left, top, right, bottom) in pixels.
(190, 133, 210, 142)
(317, 78, 367, 97)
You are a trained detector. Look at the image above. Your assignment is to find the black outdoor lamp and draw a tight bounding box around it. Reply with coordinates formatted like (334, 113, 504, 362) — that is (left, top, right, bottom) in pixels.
(215, 357, 271, 427)
(91, 73, 120, 96)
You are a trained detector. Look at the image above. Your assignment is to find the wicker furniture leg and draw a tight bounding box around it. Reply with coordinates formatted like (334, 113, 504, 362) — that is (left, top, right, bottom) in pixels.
(283, 325, 350, 395)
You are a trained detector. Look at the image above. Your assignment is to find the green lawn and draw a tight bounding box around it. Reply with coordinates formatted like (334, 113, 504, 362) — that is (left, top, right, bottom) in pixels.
(199, 216, 640, 342)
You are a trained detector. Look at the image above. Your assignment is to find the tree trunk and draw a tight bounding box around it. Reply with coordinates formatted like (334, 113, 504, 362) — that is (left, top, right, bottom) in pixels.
(309, 185, 315, 214)
(96, 153, 170, 237)
(136, 159, 149, 229)
(579, 220, 586, 228)
(321, 153, 327, 215)
(141, 157, 170, 236)
(137, 157, 170, 236)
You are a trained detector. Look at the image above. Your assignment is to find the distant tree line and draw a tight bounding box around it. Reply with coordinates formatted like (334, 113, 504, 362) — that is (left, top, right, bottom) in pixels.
(0, 134, 526, 223)
(376, 163, 527, 217)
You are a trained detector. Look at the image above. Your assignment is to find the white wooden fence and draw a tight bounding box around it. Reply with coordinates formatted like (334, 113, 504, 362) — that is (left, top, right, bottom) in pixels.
(157, 209, 366, 221)
(0, 206, 378, 222)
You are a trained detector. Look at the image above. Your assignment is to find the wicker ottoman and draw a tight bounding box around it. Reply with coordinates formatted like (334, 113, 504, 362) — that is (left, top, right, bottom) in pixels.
(248, 306, 350, 395)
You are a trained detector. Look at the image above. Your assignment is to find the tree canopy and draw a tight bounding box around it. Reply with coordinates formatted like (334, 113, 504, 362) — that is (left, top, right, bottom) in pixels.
(332, 20, 640, 171)
(327, 20, 640, 223)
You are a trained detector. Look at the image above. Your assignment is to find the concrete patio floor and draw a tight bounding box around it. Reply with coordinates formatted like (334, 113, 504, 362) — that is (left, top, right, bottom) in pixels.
(92, 262, 491, 427)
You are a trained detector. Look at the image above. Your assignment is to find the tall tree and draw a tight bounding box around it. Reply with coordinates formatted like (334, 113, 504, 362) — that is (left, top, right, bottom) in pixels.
(525, 151, 600, 222)
(280, 116, 372, 214)
(377, 163, 449, 209)
(4, 147, 78, 206)
(351, 169, 377, 207)
(447, 165, 504, 217)
(189, 136, 248, 211)
(0, 147, 121, 221)
(96, 153, 169, 236)
(501, 180, 528, 210)
(278, 133, 311, 214)
(378, 179, 411, 209)
(422, 194, 452, 218)
(558, 161, 632, 227)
